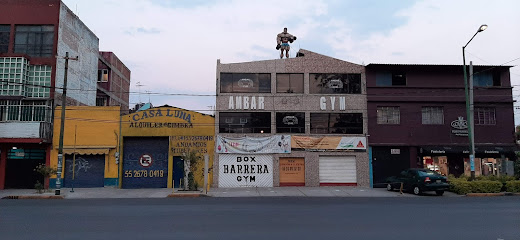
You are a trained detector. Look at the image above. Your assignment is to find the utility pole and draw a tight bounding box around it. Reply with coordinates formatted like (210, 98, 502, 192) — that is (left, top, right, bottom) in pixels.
(55, 52, 79, 195)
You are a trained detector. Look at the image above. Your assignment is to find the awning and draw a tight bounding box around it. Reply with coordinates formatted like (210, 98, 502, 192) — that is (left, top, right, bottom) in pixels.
(61, 148, 112, 155)
(419, 145, 518, 157)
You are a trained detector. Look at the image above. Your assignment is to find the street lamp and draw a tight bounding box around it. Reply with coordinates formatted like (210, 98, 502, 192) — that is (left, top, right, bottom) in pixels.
(462, 24, 487, 180)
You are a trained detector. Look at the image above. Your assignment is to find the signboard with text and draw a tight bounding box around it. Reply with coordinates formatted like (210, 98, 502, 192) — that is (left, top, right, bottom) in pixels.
(218, 154, 273, 187)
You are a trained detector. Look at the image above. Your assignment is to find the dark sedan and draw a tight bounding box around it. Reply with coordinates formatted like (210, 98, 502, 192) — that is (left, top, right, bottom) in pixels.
(386, 168, 449, 196)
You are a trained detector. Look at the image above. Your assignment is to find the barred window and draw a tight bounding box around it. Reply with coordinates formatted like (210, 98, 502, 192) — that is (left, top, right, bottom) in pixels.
(0, 100, 51, 122)
(377, 106, 400, 124)
(422, 107, 444, 125)
(475, 107, 496, 125)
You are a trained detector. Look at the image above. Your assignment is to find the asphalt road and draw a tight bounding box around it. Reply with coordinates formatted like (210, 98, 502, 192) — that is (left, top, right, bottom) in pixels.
(1, 197, 519, 240)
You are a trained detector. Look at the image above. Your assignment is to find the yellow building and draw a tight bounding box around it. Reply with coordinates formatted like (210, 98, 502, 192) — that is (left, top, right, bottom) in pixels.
(121, 106, 215, 189)
(50, 106, 121, 188)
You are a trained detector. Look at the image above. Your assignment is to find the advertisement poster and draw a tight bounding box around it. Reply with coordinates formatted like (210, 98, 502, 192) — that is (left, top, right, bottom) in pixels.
(216, 135, 291, 154)
(291, 136, 366, 150)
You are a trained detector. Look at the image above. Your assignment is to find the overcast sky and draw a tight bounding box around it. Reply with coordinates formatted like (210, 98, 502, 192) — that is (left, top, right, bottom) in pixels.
(62, 0, 520, 122)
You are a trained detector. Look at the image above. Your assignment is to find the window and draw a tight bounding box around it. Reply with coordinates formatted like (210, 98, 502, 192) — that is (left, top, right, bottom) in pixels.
(475, 107, 496, 125)
(0, 25, 9, 53)
(96, 97, 107, 106)
(98, 69, 109, 82)
(0, 100, 51, 122)
(220, 73, 271, 93)
(377, 107, 400, 124)
(473, 72, 501, 87)
(26, 65, 51, 98)
(309, 73, 361, 94)
(310, 113, 363, 134)
(219, 112, 271, 133)
(422, 107, 444, 125)
(276, 74, 303, 93)
(276, 112, 305, 133)
(14, 25, 54, 57)
(0, 57, 29, 96)
(376, 72, 406, 86)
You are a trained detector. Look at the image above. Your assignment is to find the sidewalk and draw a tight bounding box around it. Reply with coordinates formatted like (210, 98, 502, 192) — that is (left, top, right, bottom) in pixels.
(0, 187, 461, 199)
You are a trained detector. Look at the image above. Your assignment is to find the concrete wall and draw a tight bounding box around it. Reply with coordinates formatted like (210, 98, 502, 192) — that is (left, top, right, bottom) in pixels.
(55, 2, 99, 106)
(50, 106, 121, 185)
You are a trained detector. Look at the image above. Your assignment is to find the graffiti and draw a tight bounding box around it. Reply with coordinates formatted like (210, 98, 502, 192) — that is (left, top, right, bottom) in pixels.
(68, 157, 91, 176)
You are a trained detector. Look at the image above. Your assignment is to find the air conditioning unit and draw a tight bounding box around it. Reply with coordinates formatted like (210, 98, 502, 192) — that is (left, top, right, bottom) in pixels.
(327, 79, 343, 88)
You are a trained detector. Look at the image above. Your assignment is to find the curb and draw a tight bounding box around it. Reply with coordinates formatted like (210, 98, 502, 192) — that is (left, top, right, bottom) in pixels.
(167, 193, 208, 198)
(465, 192, 517, 197)
(2, 195, 64, 199)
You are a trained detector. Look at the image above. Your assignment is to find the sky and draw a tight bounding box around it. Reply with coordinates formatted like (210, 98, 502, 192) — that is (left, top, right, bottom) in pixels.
(62, 0, 520, 122)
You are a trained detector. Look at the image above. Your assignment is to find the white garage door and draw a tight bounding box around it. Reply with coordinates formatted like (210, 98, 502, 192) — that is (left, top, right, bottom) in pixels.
(319, 156, 357, 186)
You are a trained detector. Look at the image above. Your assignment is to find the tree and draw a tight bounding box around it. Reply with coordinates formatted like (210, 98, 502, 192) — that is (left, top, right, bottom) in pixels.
(182, 149, 201, 191)
(34, 163, 57, 193)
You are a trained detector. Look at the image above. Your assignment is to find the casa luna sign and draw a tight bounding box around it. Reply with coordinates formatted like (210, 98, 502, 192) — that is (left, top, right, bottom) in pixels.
(129, 109, 194, 128)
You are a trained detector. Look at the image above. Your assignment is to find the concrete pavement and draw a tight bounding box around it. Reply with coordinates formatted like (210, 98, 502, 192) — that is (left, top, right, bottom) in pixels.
(1, 186, 462, 199)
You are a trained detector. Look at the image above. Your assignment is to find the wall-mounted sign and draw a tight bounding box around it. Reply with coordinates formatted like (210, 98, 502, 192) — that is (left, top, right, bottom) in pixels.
(228, 96, 265, 110)
(219, 154, 273, 187)
(319, 96, 346, 111)
(451, 116, 468, 136)
(129, 108, 194, 128)
(217, 135, 290, 154)
(391, 149, 400, 155)
(291, 136, 366, 150)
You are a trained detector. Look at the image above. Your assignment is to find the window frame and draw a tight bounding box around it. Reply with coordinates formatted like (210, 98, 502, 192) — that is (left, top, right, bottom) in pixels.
(219, 112, 271, 133)
(421, 106, 444, 125)
(377, 106, 400, 125)
(14, 25, 55, 57)
(276, 73, 304, 93)
(309, 73, 362, 94)
(310, 112, 363, 134)
(220, 73, 271, 93)
(474, 107, 496, 125)
(0, 25, 10, 53)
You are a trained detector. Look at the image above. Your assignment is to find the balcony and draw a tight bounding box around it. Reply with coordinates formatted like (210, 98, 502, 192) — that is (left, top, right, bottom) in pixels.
(0, 121, 52, 142)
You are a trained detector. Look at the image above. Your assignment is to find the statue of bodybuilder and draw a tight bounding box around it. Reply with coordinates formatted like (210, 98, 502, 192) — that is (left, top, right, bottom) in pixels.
(276, 27, 297, 59)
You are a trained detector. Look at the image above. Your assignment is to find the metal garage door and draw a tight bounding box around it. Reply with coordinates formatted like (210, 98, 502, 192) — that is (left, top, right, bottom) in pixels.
(319, 156, 357, 186)
(122, 137, 169, 188)
(279, 158, 305, 187)
(64, 154, 105, 188)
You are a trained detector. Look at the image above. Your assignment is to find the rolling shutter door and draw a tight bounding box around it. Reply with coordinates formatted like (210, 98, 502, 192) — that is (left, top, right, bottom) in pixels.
(319, 156, 357, 186)
(122, 137, 169, 188)
(64, 154, 105, 188)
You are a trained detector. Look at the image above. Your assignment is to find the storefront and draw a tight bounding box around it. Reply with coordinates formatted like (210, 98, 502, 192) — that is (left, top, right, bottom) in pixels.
(50, 106, 120, 188)
(121, 106, 214, 189)
(215, 135, 369, 187)
(419, 146, 517, 177)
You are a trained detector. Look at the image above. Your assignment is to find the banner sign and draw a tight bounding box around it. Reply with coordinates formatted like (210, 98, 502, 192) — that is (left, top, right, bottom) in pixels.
(291, 136, 366, 150)
(218, 154, 273, 187)
(216, 135, 291, 154)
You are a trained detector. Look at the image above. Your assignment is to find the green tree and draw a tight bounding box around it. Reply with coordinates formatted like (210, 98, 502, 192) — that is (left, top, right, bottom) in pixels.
(182, 149, 201, 191)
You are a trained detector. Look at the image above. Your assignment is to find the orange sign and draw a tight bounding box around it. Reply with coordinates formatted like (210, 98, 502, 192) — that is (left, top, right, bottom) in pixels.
(279, 158, 305, 186)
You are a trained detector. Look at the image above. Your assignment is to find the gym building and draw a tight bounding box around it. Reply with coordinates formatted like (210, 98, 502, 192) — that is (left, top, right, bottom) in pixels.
(214, 49, 370, 188)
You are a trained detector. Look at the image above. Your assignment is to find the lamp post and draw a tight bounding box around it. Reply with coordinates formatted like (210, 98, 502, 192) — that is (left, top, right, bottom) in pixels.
(462, 24, 487, 180)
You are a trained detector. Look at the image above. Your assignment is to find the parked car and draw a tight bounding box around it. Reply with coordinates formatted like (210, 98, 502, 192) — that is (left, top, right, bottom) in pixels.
(386, 168, 449, 196)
